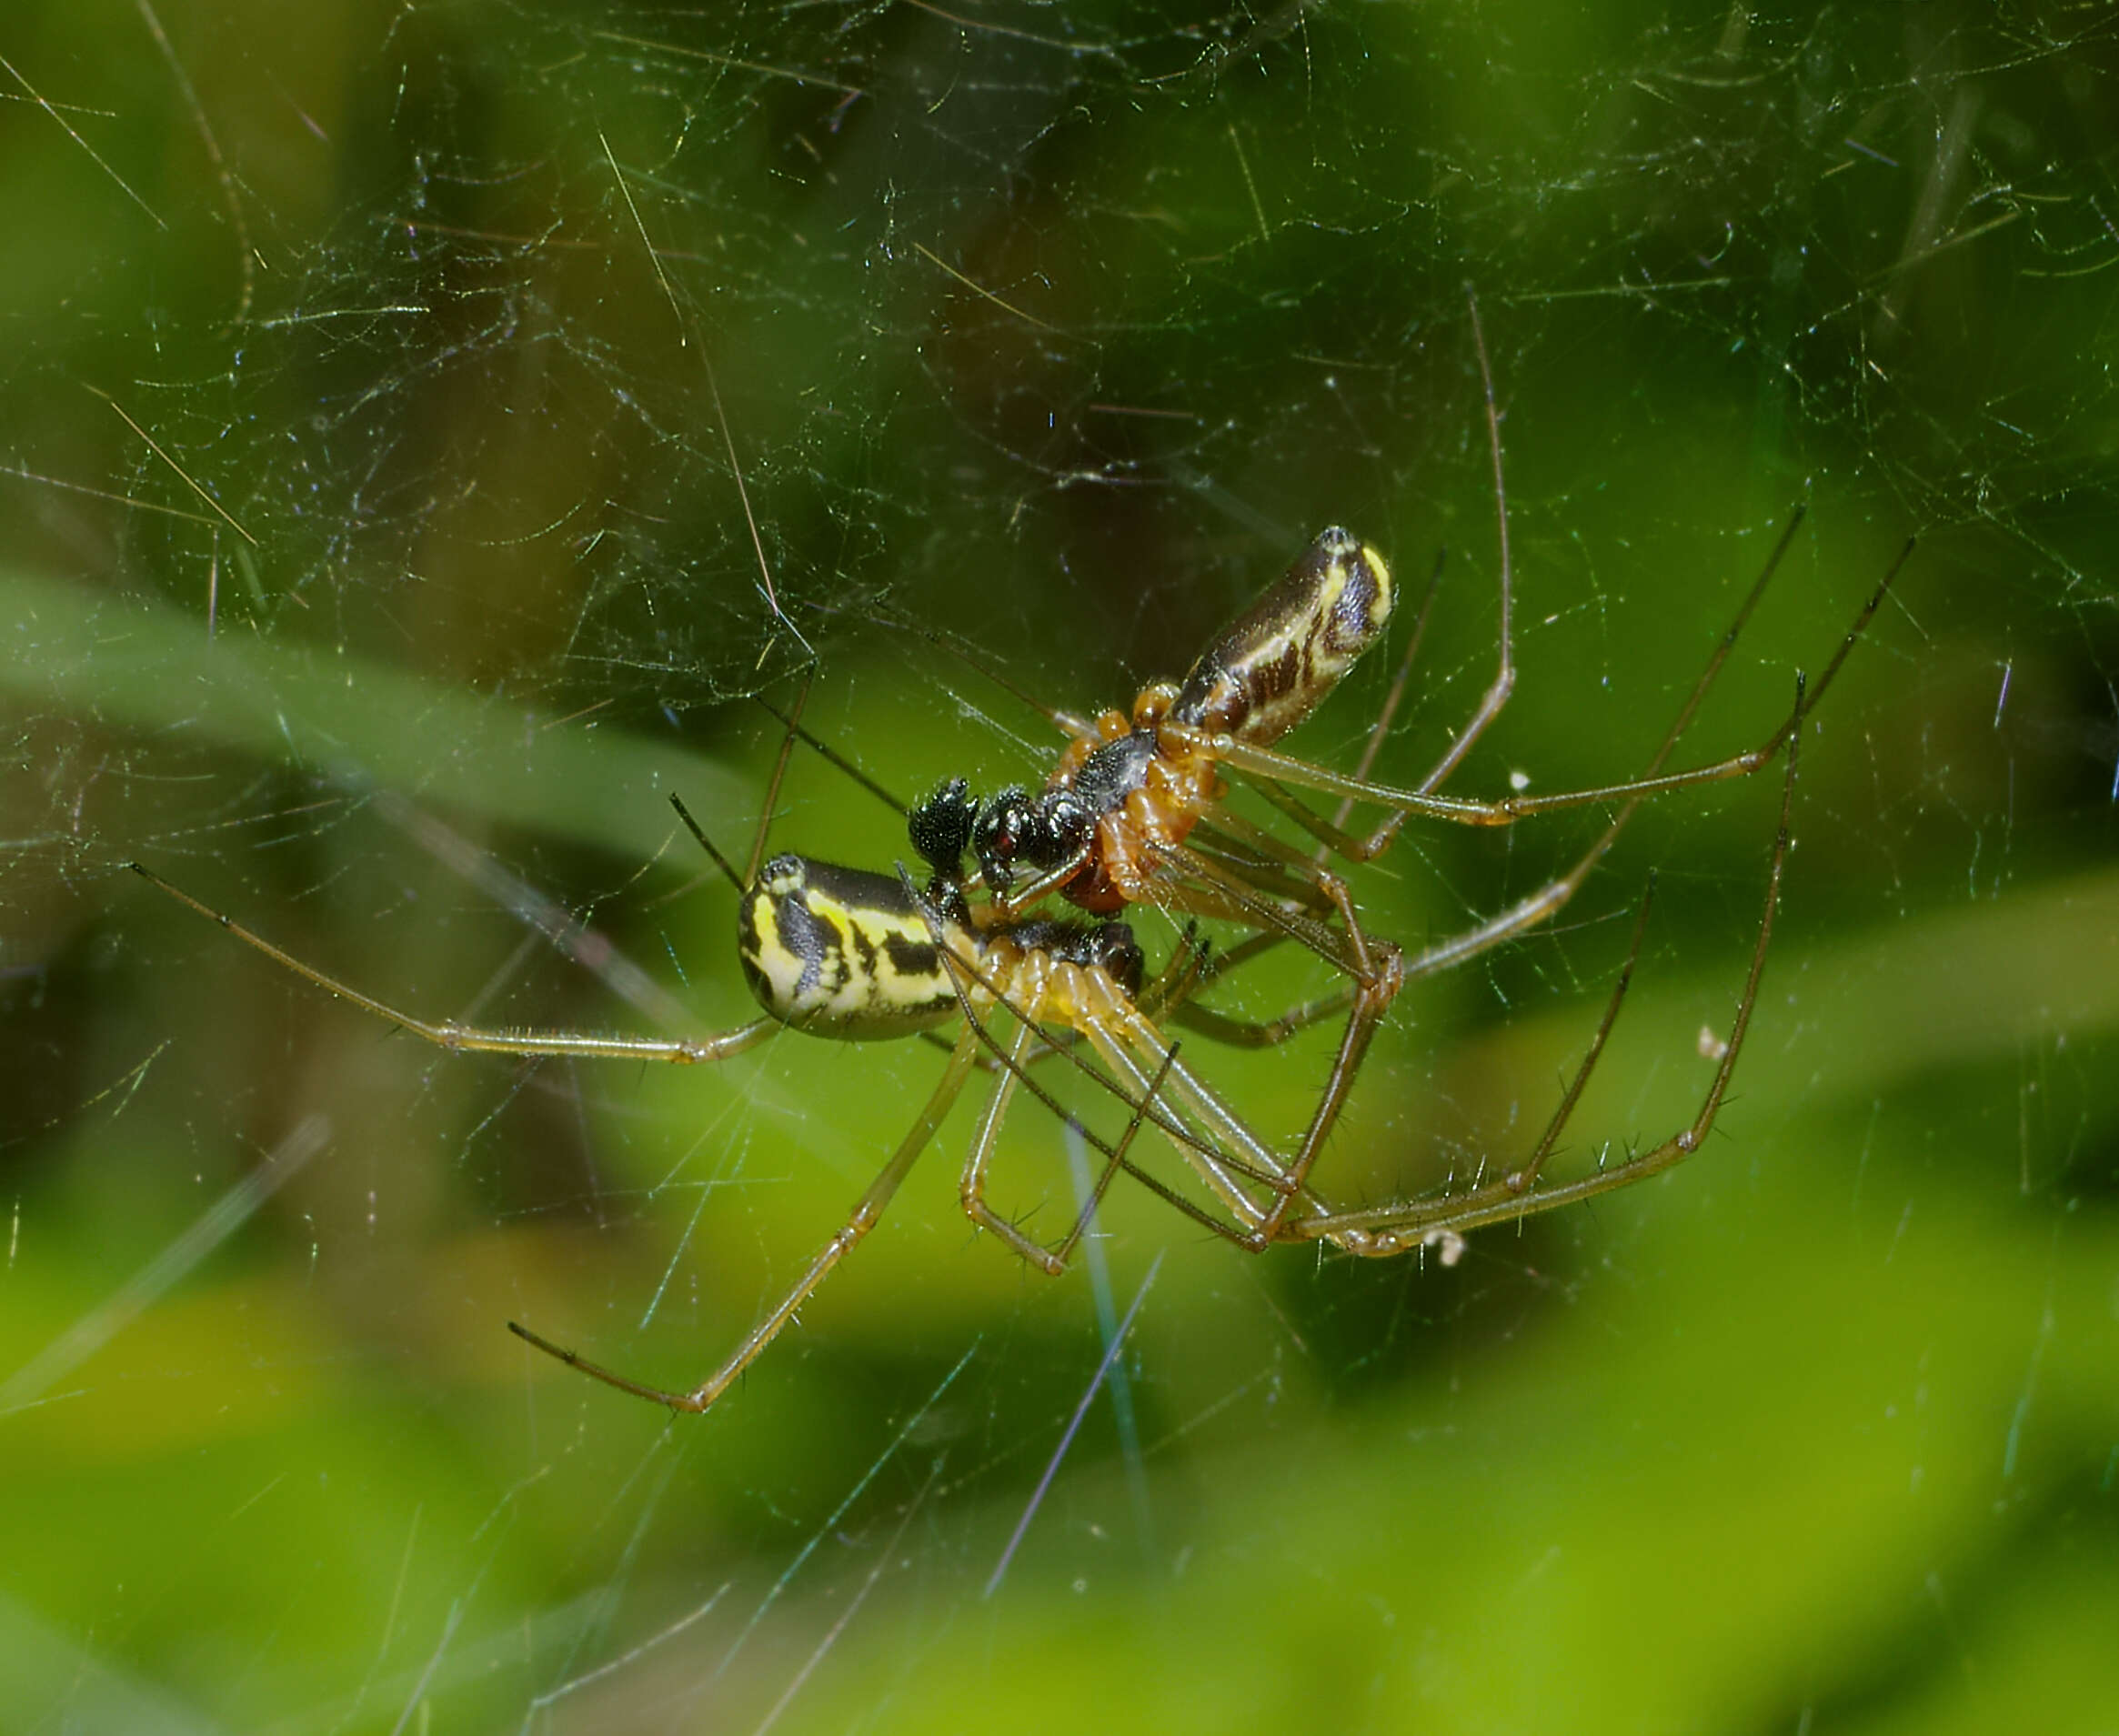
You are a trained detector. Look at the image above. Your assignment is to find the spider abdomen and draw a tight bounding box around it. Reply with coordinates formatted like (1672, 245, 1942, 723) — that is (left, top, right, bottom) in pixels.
(1170, 527, 1393, 743)
(739, 854, 959, 1040)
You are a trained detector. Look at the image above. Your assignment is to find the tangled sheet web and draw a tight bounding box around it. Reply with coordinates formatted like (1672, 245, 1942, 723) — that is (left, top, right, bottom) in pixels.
(5, 4, 2117, 1732)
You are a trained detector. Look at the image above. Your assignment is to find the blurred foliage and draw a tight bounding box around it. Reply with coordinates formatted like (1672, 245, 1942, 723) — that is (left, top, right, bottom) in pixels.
(1, 2, 2115, 1732)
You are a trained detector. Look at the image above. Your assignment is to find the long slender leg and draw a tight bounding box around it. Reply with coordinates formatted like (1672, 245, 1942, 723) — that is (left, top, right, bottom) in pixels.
(1174, 530, 1904, 1056)
(1074, 1012, 1279, 1231)
(958, 1027, 1180, 1274)
(1170, 988, 1354, 1050)
(1170, 862, 1620, 1050)
(1110, 859, 1403, 1243)
(508, 1026, 985, 1410)
(913, 891, 1374, 1254)
(1112, 829, 1403, 1245)
(978, 825, 1397, 1246)
(1185, 808, 1381, 965)
(1074, 840, 1369, 988)
(1497, 868, 1657, 1198)
(666, 666, 819, 895)
(1169, 766, 1704, 1056)
(1154, 860, 1362, 989)
(959, 1003, 1074, 1275)
(1205, 688, 1793, 835)
(1191, 532, 1904, 838)
(1187, 817, 1342, 918)
(1188, 727, 1743, 1060)
(1133, 925, 1214, 1024)
(1412, 286, 1516, 798)
(750, 693, 907, 823)
(908, 870, 1318, 1231)
(1182, 512, 1820, 999)
(1047, 1043, 1180, 1266)
(1346, 534, 1892, 982)
(1306, 293, 1510, 851)
(1284, 676, 1804, 1252)
(1136, 828, 1409, 1017)
(1080, 978, 1386, 1249)
(127, 863, 778, 1065)
(1247, 939, 1401, 1244)
(987, 839, 1100, 916)
(951, 920, 1211, 1078)
(922, 921, 1295, 1204)
(918, 923, 1301, 1249)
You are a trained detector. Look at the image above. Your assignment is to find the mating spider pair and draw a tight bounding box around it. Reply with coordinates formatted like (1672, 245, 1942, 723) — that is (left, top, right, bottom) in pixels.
(128, 305, 1908, 1412)
(130, 496, 1903, 1415)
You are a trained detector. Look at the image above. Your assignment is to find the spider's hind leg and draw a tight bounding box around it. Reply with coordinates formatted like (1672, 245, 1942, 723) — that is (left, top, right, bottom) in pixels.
(1285, 673, 1807, 1255)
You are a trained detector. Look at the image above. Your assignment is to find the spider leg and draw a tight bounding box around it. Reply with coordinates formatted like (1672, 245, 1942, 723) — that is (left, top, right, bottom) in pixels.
(1247, 938, 1400, 1245)
(1072, 1000, 1275, 1230)
(1118, 832, 1402, 1247)
(1250, 661, 1793, 1014)
(1197, 685, 1803, 831)
(957, 986, 1080, 1275)
(953, 916, 1211, 1076)
(1167, 857, 1625, 1052)
(1048, 1042, 1180, 1266)
(1013, 834, 1396, 1248)
(1165, 715, 1745, 1054)
(1170, 528, 1900, 1063)
(958, 1015, 1180, 1275)
(1169, 986, 1353, 1050)
(990, 842, 1097, 916)
(1076, 969, 1391, 1250)
(907, 878, 1307, 1231)
(1136, 834, 1392, 1000)
(1134, 923, 1216, 1023)
(127, 862, 779, 1065)
(1411, 285, 1517, 798)
(1192, 519, 1905, 845)
(1285, 672, 1804, 1252)
(923, 904, 1319, 1245)
(1301, 290, 1507, 843)
(507, 1023, 985, 1411)
(1497, 867, 1658, 1199)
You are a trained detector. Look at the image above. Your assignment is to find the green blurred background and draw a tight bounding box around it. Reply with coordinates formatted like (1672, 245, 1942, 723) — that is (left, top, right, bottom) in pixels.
(2, 3, 2114, 1731)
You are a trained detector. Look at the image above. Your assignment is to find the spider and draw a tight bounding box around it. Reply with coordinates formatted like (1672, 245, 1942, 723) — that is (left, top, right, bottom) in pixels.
(721, 697, 1822, 1276)
(908, 664, 1825, 1264)
(124, 690, 1389, 1413)
(906, 304, 1911, 1248)
(126, 547, 1889, 1414)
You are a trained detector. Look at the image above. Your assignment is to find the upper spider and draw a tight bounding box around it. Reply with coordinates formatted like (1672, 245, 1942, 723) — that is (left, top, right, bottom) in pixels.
(909, 525, 1394, 914)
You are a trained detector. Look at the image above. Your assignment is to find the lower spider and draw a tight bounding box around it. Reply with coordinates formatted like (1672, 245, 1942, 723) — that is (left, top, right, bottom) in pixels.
(121, 688, 1371, 1411)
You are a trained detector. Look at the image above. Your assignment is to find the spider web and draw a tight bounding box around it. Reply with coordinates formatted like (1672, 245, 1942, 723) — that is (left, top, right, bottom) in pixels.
(3, 4, 2116, 1732)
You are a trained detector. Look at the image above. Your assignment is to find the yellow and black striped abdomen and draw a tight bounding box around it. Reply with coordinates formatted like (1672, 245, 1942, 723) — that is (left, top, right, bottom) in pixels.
(738, 855, 961, 1040)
